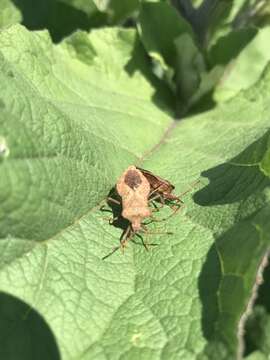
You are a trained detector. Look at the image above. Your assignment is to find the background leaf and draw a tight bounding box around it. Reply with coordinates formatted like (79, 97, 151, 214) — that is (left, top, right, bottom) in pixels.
(245, 305, 270, 357)
(1, 24, 270, 360)
(93, 0, 140, 23)
(138, 2, 212, 112)
(138, 2, 193, 69)
(214, 26, 270, 102)
(0, 0, 22, 28)
(7, 0, 141, 42)
(208, 27, 257, 66)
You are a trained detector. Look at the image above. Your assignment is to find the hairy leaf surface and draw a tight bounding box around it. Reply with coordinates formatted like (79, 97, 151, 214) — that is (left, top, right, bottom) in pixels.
(0, 25, 270, 360)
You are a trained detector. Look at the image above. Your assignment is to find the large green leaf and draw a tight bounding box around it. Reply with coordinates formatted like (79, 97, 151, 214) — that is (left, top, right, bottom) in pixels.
(1, 24, 270, 360)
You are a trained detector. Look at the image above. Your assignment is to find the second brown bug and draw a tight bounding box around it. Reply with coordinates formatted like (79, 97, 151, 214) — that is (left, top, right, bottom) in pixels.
(136, 167, 181, 203)
(136, 167, 200, 222)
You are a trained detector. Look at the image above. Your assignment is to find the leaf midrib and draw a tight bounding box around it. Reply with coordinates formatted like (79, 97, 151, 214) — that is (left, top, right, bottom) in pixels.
(0, 115, 177, 274)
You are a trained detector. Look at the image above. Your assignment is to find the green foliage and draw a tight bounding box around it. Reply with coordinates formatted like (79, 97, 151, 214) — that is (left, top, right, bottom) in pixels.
(0, 0, 139, 41)
(214, 26, 270, 102)
(0, 0, 22, 28)
(245, 306, 270, 357)
(0, 1, 270, 359)
(0, 23, 270, 359)
(137, 1, 270, 112)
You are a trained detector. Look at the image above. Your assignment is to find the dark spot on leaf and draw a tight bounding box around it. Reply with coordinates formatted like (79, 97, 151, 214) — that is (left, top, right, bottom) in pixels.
(65, 32, 96, 65)
(30, 50, 37, 58)
(7, 70, 14, 78)
(0, 99, 5, 108)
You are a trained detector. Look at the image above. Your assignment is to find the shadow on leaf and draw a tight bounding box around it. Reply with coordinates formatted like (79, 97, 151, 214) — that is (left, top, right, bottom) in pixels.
(194, 139, 270, 358)
(100, 187, 161, 259)
(193, 130, 270, 206)
(0, 292, 60, 360)
(198, 213, 270, 359)
(11, 0, 107, 42)
(124, 34, 176, 116)
(194, 162, 270, 206)
(100, 187, 129, 232)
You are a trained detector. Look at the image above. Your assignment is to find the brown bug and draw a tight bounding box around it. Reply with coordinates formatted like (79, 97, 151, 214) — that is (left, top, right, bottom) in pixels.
(135, 167, 190, 224)
(103, 166, 171, 257)
(137, 167, 200, 218)
(136, 167, 181, 203)
(116, 165, 151, 232)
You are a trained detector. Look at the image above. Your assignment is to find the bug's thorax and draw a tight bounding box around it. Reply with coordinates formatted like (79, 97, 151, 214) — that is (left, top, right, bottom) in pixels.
(116, 166, 150, 197)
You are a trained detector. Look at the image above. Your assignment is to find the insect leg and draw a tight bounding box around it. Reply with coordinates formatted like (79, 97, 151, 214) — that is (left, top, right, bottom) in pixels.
(107, 197, 121, 205)
(148, 199, 161, 213)
(148, 183, 164, 198)
(102, 225, 132, 260)
(120, 225, 133, 252)
(141, 232, 150, 251)
(102, 216, 120, 224)
(148, 193, 165, 211)
(154, 202, 185, 222)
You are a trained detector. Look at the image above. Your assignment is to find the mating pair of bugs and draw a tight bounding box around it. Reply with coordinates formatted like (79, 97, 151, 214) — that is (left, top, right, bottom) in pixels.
(102, 165, 194, 257)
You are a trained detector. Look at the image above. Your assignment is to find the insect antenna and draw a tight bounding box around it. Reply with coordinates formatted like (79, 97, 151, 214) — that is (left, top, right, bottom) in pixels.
(102, 246, 121, 260)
